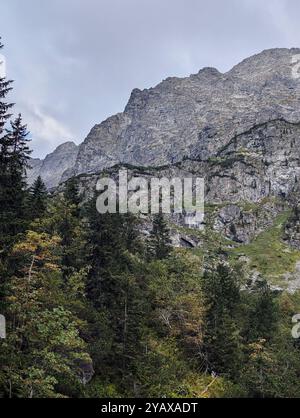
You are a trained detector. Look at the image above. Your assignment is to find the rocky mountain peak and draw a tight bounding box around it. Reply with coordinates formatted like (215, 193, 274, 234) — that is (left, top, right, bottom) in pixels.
(228, 47, 300, 79)
(64, 48, 300, 180)
(51, 141, 77, 153)
(27, 141, 79, 189)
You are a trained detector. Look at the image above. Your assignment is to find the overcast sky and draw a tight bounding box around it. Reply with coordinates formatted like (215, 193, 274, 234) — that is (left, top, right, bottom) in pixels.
(1, 0, 300, 158)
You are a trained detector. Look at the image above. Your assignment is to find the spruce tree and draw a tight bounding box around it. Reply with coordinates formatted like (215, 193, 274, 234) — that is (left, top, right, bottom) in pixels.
(64, 177, 81, 207)
(85, 198, 137, 307)
(28, 175, 48, 219)
(40, 195, 86, 277)
(0, 37, 15, 251)
(6, 114, 31, 175)
(202, 263, 243, 378)
(148, 213, 171, 259)
(246, 279, 279, 342)
(0, 114, 31, 254)
(85, 197, 144, 376)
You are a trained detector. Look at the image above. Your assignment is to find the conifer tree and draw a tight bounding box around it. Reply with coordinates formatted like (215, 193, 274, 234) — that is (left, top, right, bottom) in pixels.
(85, 197, 141, 307)
(64, 177, 81, 207)
(246, 279, 279, 342)
(28, 175, 48, 220)
(0, 230, 92, 398)
(0, 38, 15, 252)
(6, 114, 31, 175)
(0, 114, 31, 254)
(201, 263, 243, 378)
(148, 213, 171, 259)
(85, 198, 145, 377)
(36, 194, 86, 277)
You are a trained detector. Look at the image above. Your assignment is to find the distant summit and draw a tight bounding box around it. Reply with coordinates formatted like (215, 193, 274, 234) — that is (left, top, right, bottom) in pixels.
(27, 141, 78, 189)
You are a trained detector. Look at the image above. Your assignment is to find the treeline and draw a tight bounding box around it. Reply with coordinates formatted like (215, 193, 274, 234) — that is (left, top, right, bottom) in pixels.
(1, 38, 300, 398)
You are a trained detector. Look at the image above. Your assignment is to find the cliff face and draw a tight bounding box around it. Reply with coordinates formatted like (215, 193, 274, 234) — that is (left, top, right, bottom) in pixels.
(66, 118, 300, 240)
(34, 48, 300, 190)
(27, 141, 78, 189)
(62, 48, 300, 181)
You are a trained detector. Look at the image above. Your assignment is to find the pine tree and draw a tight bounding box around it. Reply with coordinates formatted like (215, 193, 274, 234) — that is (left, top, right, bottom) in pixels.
(28, 175, 48, 220)
(148, 213, 171, 259)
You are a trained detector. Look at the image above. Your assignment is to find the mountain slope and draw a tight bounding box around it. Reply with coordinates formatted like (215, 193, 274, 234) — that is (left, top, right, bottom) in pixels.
(61, 48, 300, 181)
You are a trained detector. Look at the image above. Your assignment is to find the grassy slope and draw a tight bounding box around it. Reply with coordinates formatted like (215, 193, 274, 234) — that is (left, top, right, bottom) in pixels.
(229, 210, 300, 285)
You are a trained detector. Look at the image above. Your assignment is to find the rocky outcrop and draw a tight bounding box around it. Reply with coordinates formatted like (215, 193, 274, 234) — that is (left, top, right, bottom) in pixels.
(213, 200, 285, 244)
(57, 117, 300, 247)
(27, 142, 78, 189)
(66, 117, 300, 205)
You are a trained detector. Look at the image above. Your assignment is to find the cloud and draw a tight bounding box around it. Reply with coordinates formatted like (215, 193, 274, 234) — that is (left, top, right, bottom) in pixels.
(19, 103, 74, 158)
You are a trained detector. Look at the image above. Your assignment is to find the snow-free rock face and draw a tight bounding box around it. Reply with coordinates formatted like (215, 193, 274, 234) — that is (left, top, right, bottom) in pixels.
(34, 48, 300, 189)
(27, 142, 78, 189)
(27, 158, 43, 184)
(64, 48, 300, 179)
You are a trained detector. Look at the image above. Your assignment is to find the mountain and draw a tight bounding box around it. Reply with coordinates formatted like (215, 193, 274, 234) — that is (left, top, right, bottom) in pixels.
(27, 141, 78, 189)
(52, 48, 300, 292)
(27, 48, 300, 289)
(61, 48, 300, 181)
(34, 48, 300, 188)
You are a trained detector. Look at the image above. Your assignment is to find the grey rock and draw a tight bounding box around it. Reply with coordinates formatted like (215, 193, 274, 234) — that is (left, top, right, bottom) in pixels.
(27, 158, 43, 183)
(27, 141, 79, 189)
(214, 199, 285, 244)
(65, 48, 300, 179)
(40, 48, 300, 261)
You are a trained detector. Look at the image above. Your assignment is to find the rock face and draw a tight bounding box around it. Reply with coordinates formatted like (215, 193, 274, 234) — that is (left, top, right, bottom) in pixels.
(27, 158, 43, 183)
(206, 119, 300, 202)
(37, 48, 300, 190)
(27, 142, 78, 189)
(213, 200, 285, 244)
(62, 48, 300, 180)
